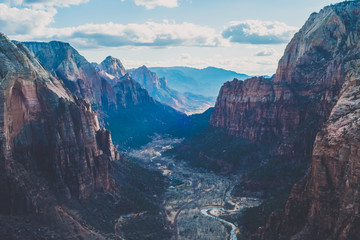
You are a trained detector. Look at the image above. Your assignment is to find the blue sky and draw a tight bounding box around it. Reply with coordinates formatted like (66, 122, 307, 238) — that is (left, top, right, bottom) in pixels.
(0, 0, 344, 75)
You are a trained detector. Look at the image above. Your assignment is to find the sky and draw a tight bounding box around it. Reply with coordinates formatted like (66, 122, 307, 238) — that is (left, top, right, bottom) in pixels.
(0, 0, 345, 75)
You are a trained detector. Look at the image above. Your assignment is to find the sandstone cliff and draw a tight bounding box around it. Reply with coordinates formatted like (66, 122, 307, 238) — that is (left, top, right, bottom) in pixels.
(113, 73, 155, 108)
(0, 33, 118, 215)
(96, 56, 127, 86)
(22, 41, 117, 112)
(253, 2, 360, 239)
(260, 38, 360, 240)
(210, 1, 360, 158)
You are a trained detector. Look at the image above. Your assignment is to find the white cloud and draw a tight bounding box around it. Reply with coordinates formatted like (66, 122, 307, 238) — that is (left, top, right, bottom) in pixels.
(0, 3, 55, 34)
(222, 20, 298, 44)
(133, 0, 178, 9)
(255, 48, 277, 56)
(8, 0, 90, 8)
(9, 20, 223, 48)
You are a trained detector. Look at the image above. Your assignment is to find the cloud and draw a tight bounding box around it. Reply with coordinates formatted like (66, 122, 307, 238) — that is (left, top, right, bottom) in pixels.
(133, 0, 178, 9)
(9, 20, 223, 48)
(255, 48, 277, 56)
(0, 4, 295, 51)
(121, 53, 279, 76)
(0, 3, 55, 34)
(8, 0, 90, 8)
(222, 20, 298, 44)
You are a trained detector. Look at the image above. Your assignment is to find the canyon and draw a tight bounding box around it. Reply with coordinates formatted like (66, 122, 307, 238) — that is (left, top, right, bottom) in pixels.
(0, 1, 359, 240)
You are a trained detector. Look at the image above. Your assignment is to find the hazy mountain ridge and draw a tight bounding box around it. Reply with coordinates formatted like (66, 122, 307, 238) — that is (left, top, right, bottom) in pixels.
(128, 65, 215, 114)
(150, 66, 250, 97)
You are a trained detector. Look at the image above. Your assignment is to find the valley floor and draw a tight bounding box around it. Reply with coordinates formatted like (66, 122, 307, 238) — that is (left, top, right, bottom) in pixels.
(128, 135, 261, 240)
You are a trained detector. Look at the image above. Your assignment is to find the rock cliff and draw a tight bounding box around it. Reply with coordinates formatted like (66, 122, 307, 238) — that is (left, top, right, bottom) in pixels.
(22, 41, 117, 112)
(210, 1, 360, 159)
(260, 40, 360, 240)
(96, 56, 127, 86)
(254, 2, 360, 239)
(113, 73, 155, 108)
(0, 33, 118, 216)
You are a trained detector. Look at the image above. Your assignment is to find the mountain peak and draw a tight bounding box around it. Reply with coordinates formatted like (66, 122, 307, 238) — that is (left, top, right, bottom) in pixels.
(105, 55, 116, 60)
(97, 55, 127, 84)
(138, 65, 149, 71)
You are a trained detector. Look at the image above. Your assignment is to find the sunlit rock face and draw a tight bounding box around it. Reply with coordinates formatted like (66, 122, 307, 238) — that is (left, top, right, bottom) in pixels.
(0, 33, 118, 216)
(211, 1, 359, 160)
(96, 56, 127, 86)
(22, 41, 118, 113)
(252, 2, 360, 239)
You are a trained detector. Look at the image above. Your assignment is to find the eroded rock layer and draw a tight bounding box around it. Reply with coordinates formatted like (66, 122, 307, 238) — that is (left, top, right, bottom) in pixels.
(254, 2, 360, 239)
(0, 33, 118, 216)
(210, 2, 360, 158)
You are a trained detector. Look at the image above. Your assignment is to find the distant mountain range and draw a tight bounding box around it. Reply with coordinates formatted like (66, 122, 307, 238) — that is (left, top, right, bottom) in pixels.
(149, 66, 250, 97)
(128, 65, 215, 114)
(22, 41, 187, 149)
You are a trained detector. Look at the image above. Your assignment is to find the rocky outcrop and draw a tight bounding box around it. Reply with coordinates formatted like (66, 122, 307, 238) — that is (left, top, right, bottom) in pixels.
(22, 41, 117, 112)
(113, 73, 155, 108)
(210, 1, 360, 159)
(129, 65, 169, 94)
(0, 33, 118, 217)
(252, 2, 360, 239)
(96, 56, 127, 86)
(96, 128, 120, 161)
(260, 42, 360, 240)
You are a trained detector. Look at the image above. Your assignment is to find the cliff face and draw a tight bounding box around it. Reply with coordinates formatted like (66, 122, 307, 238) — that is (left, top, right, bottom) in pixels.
(260, 46, 360, 240)
(129, 65, 169, 94)
(96, 56, 127, 86)
(0, 33, 118, 216)
(253, 2, 360, 239)
(113, 73, 155, 108)
(210, 2, 360, 157)
(22, 41, 117, 112)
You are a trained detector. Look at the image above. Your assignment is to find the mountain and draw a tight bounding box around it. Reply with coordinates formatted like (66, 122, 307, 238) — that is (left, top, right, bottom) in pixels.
(106, 74, 188, 148)
(128, 65, 215, 114)
(22, 42, 187, 148)
(170, 1, 360, 238)
(1, 32, 174, 240)
(210, 0, 349, 160)
(22, 41, 117, 113)
(0, 32, 121, 238)
(113, 73, 155, 108)
(256, 2, 360, 239)
(95, 56, 127, 86)
(149, 66, 250, 97)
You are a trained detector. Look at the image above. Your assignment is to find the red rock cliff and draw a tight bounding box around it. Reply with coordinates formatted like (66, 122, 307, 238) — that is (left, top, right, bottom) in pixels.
(254, 2, 360, 239)
(0, 33, 118, 216)
(260, 38, 360, 240)
(210, 2, 359, 157)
